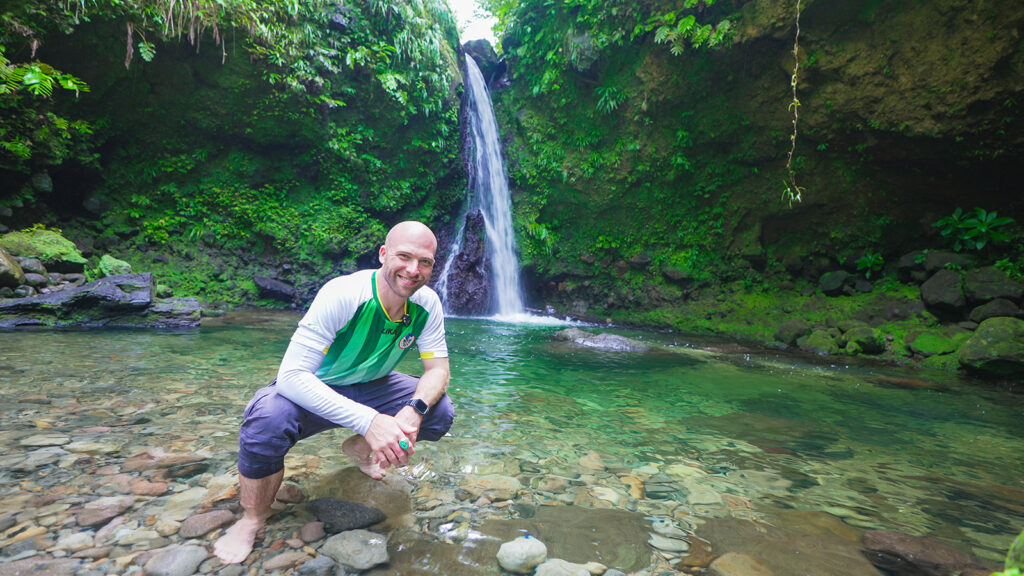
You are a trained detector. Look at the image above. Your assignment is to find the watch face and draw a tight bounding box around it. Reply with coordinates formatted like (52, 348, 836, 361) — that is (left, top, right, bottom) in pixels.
(411, 399, 429, 414)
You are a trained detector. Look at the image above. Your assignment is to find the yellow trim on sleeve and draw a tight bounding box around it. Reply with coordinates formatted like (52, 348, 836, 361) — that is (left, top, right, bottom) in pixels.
(420, 352, 435, 359)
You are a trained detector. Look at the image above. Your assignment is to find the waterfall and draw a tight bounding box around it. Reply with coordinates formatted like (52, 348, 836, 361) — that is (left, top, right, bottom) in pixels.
(439, 54, 525, 318)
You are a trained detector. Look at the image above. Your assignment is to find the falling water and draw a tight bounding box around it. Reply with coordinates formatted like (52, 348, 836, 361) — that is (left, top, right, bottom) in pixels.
(440, 55, 525, 317)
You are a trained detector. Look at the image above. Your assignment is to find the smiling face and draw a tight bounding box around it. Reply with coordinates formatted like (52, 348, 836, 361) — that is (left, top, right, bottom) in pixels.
(377, 221, 437, 301)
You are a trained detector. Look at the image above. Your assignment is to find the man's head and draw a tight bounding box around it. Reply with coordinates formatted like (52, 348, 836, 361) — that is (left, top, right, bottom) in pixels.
(378, 221, 437, 300)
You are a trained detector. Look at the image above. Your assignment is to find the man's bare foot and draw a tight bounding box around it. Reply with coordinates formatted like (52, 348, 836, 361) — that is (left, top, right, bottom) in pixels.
(213, 516, 265, 565)
(342, 435, 385, 479)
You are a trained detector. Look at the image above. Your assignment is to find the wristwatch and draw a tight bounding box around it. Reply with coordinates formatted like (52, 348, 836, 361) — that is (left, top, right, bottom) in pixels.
(404, 398, 429, 415)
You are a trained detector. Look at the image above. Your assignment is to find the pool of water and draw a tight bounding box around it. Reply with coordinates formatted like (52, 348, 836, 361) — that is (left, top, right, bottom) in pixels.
(1, 310, 1021, 572)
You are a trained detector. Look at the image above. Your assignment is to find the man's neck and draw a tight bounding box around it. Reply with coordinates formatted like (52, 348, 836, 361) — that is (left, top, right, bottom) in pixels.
(375, 270, 407, 321)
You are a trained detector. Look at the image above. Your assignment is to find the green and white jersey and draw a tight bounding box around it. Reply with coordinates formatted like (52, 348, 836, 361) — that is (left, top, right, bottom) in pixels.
(291, 269, 448, 386)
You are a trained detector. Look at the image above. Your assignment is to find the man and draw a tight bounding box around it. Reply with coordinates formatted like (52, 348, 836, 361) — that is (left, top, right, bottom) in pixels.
(214, 221, 454, 565)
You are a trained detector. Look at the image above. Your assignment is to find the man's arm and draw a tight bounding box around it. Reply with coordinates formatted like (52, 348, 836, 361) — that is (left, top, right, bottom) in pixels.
(389, 356, 449, 442)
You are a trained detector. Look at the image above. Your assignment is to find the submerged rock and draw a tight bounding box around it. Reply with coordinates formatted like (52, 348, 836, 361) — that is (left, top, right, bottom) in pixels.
(497, 535, 548, 574)
(320, 529, 388, 570)
(862, 530, 996, 576)
(306, 498, 386, 533)
(552, 328, 649, 352)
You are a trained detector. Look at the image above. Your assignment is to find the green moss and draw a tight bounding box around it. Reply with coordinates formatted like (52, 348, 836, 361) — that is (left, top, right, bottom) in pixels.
(98, 254, 132, 277)
(0, 229, 86, 266)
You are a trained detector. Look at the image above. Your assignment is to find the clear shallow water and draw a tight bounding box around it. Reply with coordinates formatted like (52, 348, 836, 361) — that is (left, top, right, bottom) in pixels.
(1, 310, 1021, 568)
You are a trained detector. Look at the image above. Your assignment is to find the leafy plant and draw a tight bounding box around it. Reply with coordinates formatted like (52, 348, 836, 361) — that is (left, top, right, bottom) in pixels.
(595, 86, 626, 114)
(992, 528, 1023, 576)
(934, 207, 1016, 251)
(856, 252, 884, 279)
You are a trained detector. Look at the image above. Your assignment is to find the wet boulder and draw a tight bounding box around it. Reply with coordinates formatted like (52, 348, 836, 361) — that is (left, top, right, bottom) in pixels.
(958, 317, 1024, 377)
(896, 251, 928, 283)
(906, 332, 958, 358)
(842, 325, 885, 355)
(306, 498, 386, 533)
(923, 251, 973, 274)
(862, 530, 996, 576)
(98, 254, 132, 277)
(552, 328, 649, 352)
(442, 209, 490, 315)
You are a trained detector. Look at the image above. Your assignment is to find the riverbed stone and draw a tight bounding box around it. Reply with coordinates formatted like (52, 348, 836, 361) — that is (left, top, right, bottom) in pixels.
(535, 558, 591, 576)
(709, 552, 775, 576)
(142, 544, 209, 576)
(321, 529, 388, 570)
(461, 474, 523, 500)
(76, 496, 134, 527)
(296, 555, 337, 576)
(276, 483, 305, 503)
(0, 229, 87, 273)
(54, 532, 94, 552)
(263, 550, 312, 572)
(19, 433, 70, 447)
(0, 557, 81, 575)
(12, 447, 69, 471)
(178, 509, 234, 538)
(122, 448, 207, 472)
(862, 530, 995, 575)
(306, 498, 386, 533)
(497, 536, 548, 574)
(300, 521, 326, 543)
(98, 254, 131, 277)
(958, 317, 1024, 377)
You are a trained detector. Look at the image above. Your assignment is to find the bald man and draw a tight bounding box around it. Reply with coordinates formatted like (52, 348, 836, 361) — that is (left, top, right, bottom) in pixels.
(215, 221, 453, 564)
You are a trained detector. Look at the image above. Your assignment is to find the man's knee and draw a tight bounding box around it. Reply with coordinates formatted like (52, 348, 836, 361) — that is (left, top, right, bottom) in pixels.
(237, 386, 304, 478)
(418, 394, 454, 441)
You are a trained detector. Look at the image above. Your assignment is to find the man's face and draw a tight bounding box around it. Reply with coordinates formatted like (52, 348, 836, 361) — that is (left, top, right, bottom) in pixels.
(378, 235, 436, 300)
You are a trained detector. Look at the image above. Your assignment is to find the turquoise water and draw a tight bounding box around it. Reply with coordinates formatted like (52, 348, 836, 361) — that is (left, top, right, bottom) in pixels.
(1, 310, 1021, 570)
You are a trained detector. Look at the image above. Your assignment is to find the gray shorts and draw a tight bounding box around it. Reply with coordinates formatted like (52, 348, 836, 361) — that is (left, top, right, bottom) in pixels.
(237, 372, 454, 479)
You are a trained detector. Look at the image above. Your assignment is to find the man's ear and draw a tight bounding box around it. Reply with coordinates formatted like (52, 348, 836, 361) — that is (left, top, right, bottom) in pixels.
(378, 244, 387, 264)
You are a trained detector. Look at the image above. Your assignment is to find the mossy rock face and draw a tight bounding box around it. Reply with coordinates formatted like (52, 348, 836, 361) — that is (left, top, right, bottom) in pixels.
(0, 230, 87, 273)
(844, 326, 885, 355)
(958, 317, 1024, 377)
(798, 330, 839, 355)
(99, 254, 132, 277)
(907, 332, 959, 357)
(775, 318, 811, 346)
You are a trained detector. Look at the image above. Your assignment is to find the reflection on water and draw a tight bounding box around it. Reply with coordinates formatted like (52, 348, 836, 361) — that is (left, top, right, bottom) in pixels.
(1, 310, 1021, 570)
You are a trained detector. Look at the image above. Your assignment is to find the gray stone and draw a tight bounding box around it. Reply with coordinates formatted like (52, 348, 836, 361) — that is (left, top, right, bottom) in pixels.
(923, 251, 973, 273)
(535, 558, 590, 576)
(648, 532, 689, 552)
(497, 536, 548, 574)
(98, 254, 132, 277)
(0, 249, 27, 288)
(23, 272, 49, 287)
(306, 498, 386, 533)
(178, 509, 234, 538)
(254, 276, 295, 302)
(76, 496, 134, 527)
(0, 557, 81, 575)
(969, 298, 1021, 323)
(920, 269, 965, 313)
(320, 529, 388, 570)
(552, 329, 649, 352)
(843, 326, 885, 354)
(819, 270, 851, 296)
(142, 545, 210, 576)
(19, 433, 70, 447)
(296, 555, 338, 576)
(964, 266, 1024, 303)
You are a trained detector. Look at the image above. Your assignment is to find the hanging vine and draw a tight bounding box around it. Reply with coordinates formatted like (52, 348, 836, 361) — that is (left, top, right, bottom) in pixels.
(782, 0, 804, 206)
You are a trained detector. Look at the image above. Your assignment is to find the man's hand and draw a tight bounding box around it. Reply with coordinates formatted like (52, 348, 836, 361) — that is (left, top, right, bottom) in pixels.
(364, 413, 418, 468)
(393, 405, 423, 444)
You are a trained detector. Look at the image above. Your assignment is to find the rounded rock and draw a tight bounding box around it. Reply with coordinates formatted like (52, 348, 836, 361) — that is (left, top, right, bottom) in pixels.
(497, 535, 548, 574)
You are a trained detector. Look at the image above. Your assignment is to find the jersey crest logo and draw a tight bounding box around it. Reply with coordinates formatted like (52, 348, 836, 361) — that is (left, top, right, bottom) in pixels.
(398, 334, 416, 349)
